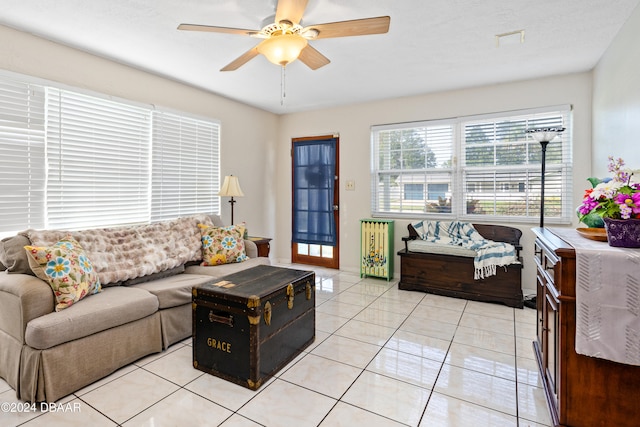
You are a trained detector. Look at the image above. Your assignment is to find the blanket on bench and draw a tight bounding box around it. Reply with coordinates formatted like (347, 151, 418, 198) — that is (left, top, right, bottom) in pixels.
(411, 220, 518, 279)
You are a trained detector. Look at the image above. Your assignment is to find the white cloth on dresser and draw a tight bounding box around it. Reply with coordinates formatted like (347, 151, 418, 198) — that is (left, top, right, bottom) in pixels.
(549, 227, 640, 366)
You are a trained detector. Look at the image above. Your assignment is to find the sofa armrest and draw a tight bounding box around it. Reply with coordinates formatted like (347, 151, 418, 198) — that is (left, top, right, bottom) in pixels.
(0, 272, 54, 343)
(244, 240, 258, 258)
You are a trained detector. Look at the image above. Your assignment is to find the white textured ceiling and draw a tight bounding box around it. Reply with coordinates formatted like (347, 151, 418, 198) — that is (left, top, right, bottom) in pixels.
(1, 0, 638, 114)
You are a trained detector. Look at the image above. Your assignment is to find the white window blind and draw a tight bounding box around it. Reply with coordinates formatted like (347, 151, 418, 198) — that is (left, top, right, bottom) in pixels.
(372, 121, 454, 215)
(0, 78, 46, 233)
(45, 88, 151, 229)
(371, 106, 573, 223)
(151, 111, 220, 222)
(461, 109, 572, 222)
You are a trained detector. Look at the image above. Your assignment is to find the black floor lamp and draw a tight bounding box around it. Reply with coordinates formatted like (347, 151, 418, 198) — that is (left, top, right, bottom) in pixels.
(526, 127, 565, 228)
(218, 175, 244, 224)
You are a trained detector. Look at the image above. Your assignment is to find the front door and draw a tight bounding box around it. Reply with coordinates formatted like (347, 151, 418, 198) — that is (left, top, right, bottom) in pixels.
(291, 135, 339, 269)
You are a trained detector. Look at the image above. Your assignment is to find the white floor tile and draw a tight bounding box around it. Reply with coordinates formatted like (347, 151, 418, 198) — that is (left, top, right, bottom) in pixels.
(238, 379, 336, 427)
(517, 382, 553, 426)
(142, 345, 203, 386)
(434, 364, 517, 416)
(316, 300, 364, 318)
(311, 334, 382, 369)
(420, 392, 518, 426)
(319, 401, 406, 427)
(464, 300, 515, 321)
(315, 312, 350, 333)
(280, 353, 362, 399)
(0, 377, 11, 394)
(384, 329, 451, 363)
(367, 296, 420, 315)
(444, 342, 517, 381)
(399, 316, 458, 341)
(342, 371, 431, 426)
(410, 304, 464, 325)
(79, 369, 179, 425)
(366, 348, 442, 389)
(219, 414, 264, 427)
(459, 312, 515, 335)
(453, 325, 516, 355)
(122, 388, 233, 426)
(353, 306, 408, 328)
(334, 318, 397, 346)
(185, 371, 258, 412)
(420, 293, 468, 311)
(21, 398, 116, 427)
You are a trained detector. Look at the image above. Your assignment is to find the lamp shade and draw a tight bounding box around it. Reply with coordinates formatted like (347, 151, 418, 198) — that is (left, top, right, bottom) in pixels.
(218, 175, 244, 197)
(257, 33, 308, 66)
(526, 127, 565, 142)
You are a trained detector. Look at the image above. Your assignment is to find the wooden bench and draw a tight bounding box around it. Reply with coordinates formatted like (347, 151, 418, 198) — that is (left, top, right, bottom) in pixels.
(397, 223, 523, 308)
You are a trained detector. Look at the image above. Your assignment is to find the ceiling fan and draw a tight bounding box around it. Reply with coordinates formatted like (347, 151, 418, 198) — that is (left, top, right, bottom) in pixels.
(178, 0, 390, 71)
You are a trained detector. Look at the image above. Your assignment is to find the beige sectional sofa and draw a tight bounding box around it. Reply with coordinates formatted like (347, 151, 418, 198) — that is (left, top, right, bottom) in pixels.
(0, 214, 269, 403)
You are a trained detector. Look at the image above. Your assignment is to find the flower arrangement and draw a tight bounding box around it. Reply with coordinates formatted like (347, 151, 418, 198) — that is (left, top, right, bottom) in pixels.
(577, 156, 640, 223)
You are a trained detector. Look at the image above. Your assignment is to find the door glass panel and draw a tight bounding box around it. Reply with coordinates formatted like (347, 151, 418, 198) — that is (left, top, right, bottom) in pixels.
(322, 245, 334, 258)
(309, 244, 321, 257)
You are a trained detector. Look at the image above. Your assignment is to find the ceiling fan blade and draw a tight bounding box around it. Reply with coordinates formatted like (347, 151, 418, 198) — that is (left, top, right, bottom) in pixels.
(178, 23, 257, 36)
(298, 45, 330, 70)
(275, 0, 308, 25)
(220, 45, 261, 71)
(304, 16, 390, 39)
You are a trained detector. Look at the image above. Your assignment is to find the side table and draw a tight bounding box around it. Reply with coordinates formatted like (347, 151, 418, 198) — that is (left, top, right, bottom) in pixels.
(247, 236, 271, 257)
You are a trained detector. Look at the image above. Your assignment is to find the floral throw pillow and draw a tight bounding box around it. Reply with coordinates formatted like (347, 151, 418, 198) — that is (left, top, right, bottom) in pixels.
(199, 223, 249, 265)
(25, 237, 102, 311)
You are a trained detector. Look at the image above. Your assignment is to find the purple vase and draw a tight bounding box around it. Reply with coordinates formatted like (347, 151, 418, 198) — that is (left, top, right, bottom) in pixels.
(603, 217, 640, 248)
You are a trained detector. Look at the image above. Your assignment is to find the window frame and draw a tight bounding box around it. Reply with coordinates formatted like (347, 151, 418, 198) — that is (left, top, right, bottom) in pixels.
(371, 105, 573, 224)
(0, 70, 221, 237)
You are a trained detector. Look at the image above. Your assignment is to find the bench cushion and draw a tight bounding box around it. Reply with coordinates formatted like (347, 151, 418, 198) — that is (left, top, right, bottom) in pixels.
(25, 286, 158, 350)
(407, 239, 476, 258)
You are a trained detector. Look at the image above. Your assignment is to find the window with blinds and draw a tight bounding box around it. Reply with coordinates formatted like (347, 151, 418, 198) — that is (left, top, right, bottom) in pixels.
(371, 106, 573, 223)
(151, 111, 220, 222)
(372, 121, 454, 215)
(0, 78, 46, 233)
(0, 71, 221, 236)
(46, 89, 151, 229)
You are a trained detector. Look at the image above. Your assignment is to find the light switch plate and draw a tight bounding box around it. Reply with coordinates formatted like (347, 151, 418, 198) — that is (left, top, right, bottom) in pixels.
(346, 180, 355, 191)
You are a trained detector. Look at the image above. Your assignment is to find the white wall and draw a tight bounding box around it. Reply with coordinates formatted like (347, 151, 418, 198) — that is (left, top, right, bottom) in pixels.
(0, 24, 279, 239)
(277, 73, 593, 293)
(593, 3, 640, 176)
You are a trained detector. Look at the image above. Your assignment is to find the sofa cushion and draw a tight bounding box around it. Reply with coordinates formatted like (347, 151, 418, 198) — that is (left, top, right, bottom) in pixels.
(185, 256, 270, 278)
(0, 234, 34, 275)
(121, 265, 185, 287)
(25, 286, 159, 350)
(199, 223, 249, 265)
(131, 273, 216, 309)
(24, 237, 102, 312)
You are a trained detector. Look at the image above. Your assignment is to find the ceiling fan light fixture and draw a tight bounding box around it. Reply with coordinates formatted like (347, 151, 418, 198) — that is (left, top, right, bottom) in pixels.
(257, 33, 308, 66)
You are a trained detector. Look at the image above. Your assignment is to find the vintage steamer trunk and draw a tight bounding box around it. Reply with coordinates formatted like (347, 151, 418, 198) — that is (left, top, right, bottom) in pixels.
(192, 265, 315, 390)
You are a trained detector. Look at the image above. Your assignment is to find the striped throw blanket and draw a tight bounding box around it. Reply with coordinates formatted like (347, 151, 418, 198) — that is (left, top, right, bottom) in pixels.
(411, 220, 518, 279)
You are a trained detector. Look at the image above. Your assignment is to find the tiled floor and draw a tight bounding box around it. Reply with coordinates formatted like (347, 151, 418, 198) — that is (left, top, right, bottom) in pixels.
(0, 266, 551, 427)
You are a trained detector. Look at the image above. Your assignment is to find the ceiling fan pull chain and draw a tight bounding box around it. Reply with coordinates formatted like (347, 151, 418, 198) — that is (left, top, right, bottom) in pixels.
(281, 65, 286, 106)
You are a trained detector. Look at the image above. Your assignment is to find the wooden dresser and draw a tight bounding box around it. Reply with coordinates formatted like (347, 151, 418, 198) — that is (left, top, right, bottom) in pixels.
(532, 228, 640, 427)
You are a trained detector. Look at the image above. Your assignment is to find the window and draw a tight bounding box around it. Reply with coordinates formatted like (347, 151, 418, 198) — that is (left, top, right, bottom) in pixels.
(45, 88, 151, 229)
(0, 71, 220, 236)
(151, 111, 219, 222)
(404, 183, 424, 200)
(371, 106, 573, 223)
(0, 78, 46, 232)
